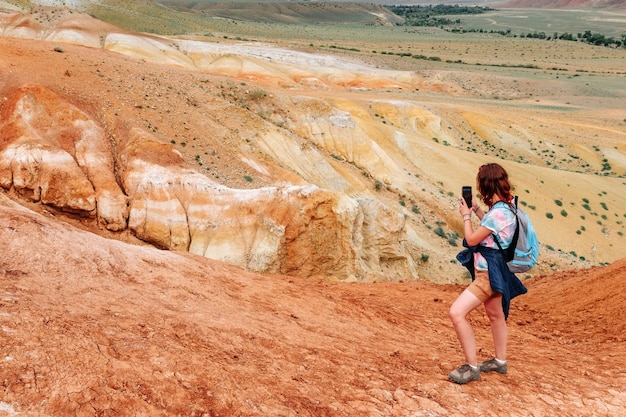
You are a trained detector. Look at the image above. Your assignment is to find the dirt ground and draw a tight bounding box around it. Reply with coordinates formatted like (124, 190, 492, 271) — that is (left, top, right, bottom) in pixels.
(1, 193, 625, 417)
(1, 7, 625, 416)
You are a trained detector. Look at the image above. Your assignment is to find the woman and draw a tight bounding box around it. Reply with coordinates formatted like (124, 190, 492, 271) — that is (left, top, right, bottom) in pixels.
(448, 163, 527, 384)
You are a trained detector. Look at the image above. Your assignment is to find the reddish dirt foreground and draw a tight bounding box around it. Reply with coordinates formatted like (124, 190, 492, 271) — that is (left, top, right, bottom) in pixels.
(0, 197, 625, 417)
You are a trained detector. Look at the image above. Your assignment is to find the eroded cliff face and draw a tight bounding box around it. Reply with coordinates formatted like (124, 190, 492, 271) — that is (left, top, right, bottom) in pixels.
(0, 85, 128, 230)
(0, 85, 419, 281)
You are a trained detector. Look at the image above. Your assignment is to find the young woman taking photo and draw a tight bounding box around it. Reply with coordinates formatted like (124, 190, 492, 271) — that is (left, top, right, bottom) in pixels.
(449, 163, 527, 384)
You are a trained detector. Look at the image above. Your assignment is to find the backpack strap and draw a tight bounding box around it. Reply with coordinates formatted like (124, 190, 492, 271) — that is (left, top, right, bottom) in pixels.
(491, 196, 519, 262)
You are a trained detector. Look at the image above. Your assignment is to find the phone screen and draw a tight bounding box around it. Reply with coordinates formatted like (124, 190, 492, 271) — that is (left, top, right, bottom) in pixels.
(462, 186, 472, 208)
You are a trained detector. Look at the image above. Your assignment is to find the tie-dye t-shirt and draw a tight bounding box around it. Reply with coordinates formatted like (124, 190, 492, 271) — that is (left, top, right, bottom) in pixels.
(474, 201, 517, 271)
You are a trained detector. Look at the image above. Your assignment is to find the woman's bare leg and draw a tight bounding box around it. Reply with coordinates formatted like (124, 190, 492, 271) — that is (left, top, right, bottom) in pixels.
(449, 289, 483, 365)
(484, 294, 507, 360)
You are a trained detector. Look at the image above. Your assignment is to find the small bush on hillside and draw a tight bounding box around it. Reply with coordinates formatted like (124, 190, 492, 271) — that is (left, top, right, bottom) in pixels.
(249, 89, 267, 100)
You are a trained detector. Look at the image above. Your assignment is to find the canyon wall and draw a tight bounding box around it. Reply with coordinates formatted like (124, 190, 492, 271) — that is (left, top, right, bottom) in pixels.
(0, 85, 419, 281)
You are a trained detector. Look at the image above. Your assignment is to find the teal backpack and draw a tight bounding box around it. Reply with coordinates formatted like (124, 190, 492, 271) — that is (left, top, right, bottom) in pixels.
(493, 196, 539, 273)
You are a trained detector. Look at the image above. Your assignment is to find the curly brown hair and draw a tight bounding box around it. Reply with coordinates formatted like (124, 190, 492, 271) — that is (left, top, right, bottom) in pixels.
(476, 163, 513, 208)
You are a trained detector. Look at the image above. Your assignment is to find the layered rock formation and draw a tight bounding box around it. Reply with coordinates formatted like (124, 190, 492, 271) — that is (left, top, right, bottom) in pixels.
(0, 85, 128, 230)
(0, 85, 418, 281)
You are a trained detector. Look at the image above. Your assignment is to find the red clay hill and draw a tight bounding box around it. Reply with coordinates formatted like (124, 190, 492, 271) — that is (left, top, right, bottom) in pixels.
(0, 5, 625, 417)
(1, 180, 624, 416)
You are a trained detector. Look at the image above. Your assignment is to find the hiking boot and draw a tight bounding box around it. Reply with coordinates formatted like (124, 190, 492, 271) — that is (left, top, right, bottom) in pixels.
(480, 358, 508, 374)
(448, 364, 480, 384)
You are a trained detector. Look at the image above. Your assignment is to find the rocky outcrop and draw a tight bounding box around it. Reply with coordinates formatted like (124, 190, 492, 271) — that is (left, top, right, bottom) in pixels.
(118, 128, 418, 281)
(0, 85, 418, 281)
(0, 85, 128, 230)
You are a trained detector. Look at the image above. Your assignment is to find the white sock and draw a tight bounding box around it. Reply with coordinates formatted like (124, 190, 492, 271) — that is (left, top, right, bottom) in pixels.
(495, 358, 507, 365)
(469, 364, 479, 370)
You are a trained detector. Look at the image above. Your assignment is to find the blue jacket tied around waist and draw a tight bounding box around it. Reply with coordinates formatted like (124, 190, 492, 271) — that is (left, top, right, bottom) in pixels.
(456, 240, 528, 320)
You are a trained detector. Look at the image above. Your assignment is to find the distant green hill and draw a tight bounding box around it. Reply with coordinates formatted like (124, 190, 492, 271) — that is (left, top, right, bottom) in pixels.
(158, 1, 403, 26)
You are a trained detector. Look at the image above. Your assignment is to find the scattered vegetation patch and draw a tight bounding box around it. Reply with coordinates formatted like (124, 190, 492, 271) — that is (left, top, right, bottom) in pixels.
(387, 5, 625, 49)
(387, 5, 492, 28)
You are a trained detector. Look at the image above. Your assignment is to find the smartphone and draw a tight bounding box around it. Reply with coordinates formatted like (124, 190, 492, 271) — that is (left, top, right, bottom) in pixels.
(462, 186, 472, 208)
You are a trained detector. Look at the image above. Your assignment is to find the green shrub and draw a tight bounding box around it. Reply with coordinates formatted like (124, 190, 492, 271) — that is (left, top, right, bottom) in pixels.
(546, 212, 554, 219)
(249, 89, 267, 100)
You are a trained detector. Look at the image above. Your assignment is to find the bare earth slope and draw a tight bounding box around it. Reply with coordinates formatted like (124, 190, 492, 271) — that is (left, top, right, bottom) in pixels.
(1, 192, 625, 416)
(0, 6, 625, 416)
(1, 7, 625, 284)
